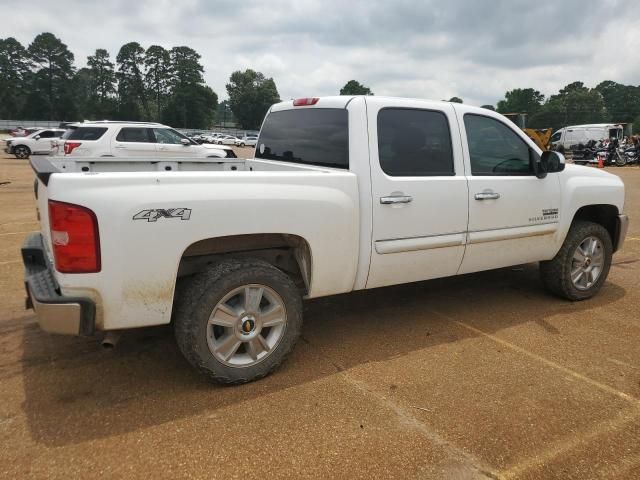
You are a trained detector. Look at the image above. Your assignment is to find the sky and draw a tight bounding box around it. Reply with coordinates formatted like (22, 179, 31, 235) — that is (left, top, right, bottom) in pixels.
(3, 0, 639, 106)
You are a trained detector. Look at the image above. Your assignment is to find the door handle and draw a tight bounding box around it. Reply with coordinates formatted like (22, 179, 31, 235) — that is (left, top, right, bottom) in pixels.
(380, 195, 413, 205)
(114, 144, 126, 149)
(474, 191, 500, 200)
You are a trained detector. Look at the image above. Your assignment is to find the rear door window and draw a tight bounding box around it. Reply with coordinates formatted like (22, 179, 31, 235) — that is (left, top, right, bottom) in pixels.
(256, 108, 349, 168)
(377, 108, 454, 176)
(116, 128, 152, 143)
(68, 127, 108, 141)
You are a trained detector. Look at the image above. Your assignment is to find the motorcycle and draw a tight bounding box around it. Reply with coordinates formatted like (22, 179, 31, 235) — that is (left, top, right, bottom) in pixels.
(594, 138, 620, 166)
(615, 143, 639, 166)
(572, 139, 599, 164)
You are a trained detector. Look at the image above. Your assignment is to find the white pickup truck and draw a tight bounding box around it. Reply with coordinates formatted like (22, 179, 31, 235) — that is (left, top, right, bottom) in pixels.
(23, 96, 629, 384)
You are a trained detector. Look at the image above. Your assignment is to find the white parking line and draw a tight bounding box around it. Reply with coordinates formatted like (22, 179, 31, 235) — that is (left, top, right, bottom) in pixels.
(0, 260, 20, 266)
(429, 308, 640, 405)
(0, 231, 32, 237)
(500, 406, 640, 479)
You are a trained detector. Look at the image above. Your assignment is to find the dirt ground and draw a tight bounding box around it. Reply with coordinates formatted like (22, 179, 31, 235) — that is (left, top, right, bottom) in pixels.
(0, 146, 639, 479)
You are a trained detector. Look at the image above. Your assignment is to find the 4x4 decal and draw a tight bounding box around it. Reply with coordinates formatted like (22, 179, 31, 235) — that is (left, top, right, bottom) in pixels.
(133, 208, 192, 222)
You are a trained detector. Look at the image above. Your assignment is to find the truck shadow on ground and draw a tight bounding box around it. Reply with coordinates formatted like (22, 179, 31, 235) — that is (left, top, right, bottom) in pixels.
(20, 263, 625, 447)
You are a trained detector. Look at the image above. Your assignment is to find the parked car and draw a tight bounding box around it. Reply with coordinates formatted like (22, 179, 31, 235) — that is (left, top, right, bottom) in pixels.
(201, 134, 218, 144)
(235, 135, 258, 147)
(52, 121, 237, 159)
(9, 126, 40, 137)
(24, 96, 628, 385)
(550, 124, 624, 152)
(9, 126, 28, 137)
(5, 128, 66, 158)
(216, 135, 240, 145)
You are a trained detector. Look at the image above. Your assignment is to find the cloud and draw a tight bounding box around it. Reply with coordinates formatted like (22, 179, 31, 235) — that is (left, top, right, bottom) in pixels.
(2, 0, 639, 105)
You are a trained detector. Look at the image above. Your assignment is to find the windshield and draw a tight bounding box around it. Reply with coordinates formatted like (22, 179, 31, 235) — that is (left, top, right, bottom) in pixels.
(256, 108, 349, 169)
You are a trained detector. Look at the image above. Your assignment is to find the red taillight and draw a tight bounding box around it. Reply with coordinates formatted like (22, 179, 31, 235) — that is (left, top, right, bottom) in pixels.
(64, 141, 82, 155)
(48, 200, 100, 273)
(293, 97, 319, 106)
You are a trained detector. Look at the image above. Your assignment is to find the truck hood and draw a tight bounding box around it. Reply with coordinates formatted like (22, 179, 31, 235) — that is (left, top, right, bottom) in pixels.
(563, 163, 621, 181)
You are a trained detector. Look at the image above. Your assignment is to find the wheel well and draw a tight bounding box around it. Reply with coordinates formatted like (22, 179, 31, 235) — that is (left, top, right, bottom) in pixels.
(573, 204, 618, 245)
(177, 234, 312, 294)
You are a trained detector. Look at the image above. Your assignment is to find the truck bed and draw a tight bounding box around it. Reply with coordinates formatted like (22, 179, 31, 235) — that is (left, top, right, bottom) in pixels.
(30, 155, 361, 330)
(45, 156, 328, 174)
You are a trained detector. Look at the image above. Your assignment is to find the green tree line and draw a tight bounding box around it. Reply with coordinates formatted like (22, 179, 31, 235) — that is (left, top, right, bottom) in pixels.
(0, 33, 220, 128)
(493, 81, 640, 130)
(0, 33, 284, 130)
(344, 79, 640, 131)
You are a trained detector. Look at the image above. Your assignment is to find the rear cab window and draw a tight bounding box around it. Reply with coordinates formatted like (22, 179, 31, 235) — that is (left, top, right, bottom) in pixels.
(67, 127, 108, 141)
(256, 108, 349, 169)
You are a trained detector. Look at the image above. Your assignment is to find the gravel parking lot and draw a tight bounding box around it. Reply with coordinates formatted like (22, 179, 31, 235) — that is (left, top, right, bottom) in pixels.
(0, 148, 639, 479)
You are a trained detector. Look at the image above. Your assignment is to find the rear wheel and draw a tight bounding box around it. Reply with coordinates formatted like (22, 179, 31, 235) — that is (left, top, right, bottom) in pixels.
(615, 152, 627, 166)
(174, 258, 303, 384)
(14, 145, 30, 159)
(540, 221, 612, 301)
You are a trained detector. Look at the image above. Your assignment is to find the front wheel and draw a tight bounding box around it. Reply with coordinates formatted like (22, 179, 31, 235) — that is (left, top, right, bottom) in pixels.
(615, 152, 627, 166)
(240, 142, 245, 147)
(540, 221, 612, 301)
(14, 146, 30, 159)
(173, 258, 303, 384)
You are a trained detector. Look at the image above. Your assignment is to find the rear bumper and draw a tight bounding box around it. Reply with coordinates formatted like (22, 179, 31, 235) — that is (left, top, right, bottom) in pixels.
(22, 233, 95, 336)
(614, 214, 629, 253)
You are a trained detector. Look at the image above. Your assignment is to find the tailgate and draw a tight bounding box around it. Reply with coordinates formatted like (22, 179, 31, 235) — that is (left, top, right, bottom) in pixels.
(30, 157, 60, 264)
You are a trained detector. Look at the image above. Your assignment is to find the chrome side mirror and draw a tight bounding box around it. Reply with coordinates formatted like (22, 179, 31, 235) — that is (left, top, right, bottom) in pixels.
(181, 138, 190, 146)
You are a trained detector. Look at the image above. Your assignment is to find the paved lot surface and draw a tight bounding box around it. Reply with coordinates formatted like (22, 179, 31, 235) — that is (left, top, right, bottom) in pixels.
(0, 148, 639, 479)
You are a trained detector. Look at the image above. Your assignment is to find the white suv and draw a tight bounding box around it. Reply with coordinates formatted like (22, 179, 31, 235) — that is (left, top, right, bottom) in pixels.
(5, 129, 66, 159)
(235, 135, 258, 147)
(53, 122, 237, 159)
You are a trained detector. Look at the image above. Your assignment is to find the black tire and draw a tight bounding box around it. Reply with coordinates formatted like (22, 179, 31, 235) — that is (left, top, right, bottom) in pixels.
(173, 258, 303, 384)
(240, 142, 245, 147)
(540, 220, 612, 301)
(14, 145, 30, 159)
(615, 152, 627, 167)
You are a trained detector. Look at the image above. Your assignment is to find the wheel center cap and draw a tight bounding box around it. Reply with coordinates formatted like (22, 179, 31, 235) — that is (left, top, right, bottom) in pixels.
(241, 316, 256, 334)
(584, 257, 592, 268)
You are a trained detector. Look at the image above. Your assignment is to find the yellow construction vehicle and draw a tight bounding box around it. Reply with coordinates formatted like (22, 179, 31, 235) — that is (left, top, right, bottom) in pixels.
(502, 113, 553, 150)
(522, 128, 553, 150)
